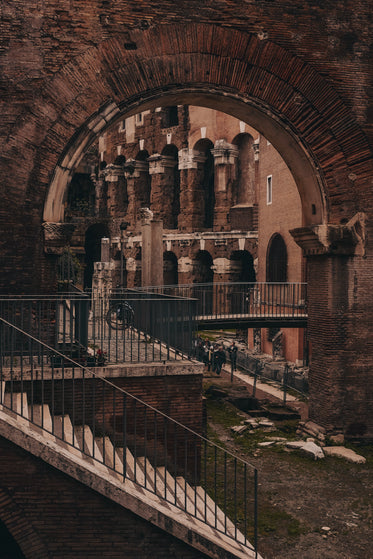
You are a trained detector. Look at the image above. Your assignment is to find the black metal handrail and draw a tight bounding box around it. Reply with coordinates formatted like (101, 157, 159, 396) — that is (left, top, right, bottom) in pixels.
(122, 282, 308, 325)
(0, 317, 258, 554)
(0, 292, 197, 365)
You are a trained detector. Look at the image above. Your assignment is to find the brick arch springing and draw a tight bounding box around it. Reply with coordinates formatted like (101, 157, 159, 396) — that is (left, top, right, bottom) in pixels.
(34, 24, 373, 232)
(0, 487, 50, 558)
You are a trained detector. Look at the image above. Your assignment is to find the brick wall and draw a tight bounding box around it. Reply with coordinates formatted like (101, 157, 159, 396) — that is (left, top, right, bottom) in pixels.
(0, 436, 210, 558)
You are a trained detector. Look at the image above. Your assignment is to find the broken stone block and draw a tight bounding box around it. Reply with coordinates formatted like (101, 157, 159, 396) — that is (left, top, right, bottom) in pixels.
(323, 446, 366, 464)
(329, 434, 344, 445)
(231, 425, 247, 435)
(286, 440, 325, 460)
(258, 441, 276, 447)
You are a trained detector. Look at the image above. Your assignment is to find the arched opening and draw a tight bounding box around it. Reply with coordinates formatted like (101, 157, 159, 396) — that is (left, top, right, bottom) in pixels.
(230, 250, 256, 283)
(114, 155, 126, 166)
(65, 172, 96, 219)
(84, 223, 110, 289)
(163, 251, 178, 285)
(0, 518, 25, 559)
(193, 250, 214, 284)
(232, 133, 255, 206)
(266, 234, 288, 282)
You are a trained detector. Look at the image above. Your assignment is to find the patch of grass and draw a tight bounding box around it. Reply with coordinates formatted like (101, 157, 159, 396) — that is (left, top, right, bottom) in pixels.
(205, 398, 245, 430)
(258, 503, 307, 537)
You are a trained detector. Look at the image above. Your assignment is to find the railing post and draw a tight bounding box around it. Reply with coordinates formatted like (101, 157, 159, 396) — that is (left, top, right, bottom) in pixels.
(283, 363, 288, 404)
(254, 468, 258, 559)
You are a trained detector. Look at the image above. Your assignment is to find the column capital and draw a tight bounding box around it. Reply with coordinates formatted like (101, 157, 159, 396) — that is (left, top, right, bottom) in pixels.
(42, 222, 75, 255)
(101, 163, 125, 182)
(211, 139, 238, 166)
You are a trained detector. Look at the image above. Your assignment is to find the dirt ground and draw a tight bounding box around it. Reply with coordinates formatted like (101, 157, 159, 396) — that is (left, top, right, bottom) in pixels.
(204, 370, 373, 559)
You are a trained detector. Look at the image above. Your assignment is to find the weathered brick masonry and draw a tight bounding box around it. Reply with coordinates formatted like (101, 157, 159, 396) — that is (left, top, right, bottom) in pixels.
(0, 436, 211, 559)
(1, 2, 372, 442)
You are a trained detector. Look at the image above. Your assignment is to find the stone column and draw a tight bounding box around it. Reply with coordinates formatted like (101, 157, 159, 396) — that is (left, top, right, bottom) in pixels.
(211, 140, 238, 231)
(178, 148, 207, 230)
(291, 214, 373, 439)
(140, 208, 164, 287)
(125, 159, 150, 227)
(149, 154, 177, 229)
(102, 164, 127, 231)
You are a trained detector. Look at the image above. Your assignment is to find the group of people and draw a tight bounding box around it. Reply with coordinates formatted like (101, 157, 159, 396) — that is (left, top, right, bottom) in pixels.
(195, 338, 238, 375)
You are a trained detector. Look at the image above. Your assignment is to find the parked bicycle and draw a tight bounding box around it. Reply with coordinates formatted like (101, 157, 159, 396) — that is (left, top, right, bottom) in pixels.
(105, 300, 134, 330)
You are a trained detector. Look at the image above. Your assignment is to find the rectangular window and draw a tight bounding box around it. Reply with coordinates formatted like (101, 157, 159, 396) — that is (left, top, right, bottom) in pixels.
(267, 175, 272, 205)
(135, 112, 143, 126)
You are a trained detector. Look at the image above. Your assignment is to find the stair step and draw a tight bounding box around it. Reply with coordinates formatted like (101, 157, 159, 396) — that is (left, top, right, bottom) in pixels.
(4, 392, 29, 419)
(28, 404, 53, 432)
(0, 382, 5, 403)
(53, 415, 81, 454)
(95, 436, 124, 479)
(75, 425, 104, 461)
(137, 456, 174, 499)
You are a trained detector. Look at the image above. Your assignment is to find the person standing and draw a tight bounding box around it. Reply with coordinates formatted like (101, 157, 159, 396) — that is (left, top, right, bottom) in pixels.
(228, 341, 238, 373)
(214, 346, 226, 375)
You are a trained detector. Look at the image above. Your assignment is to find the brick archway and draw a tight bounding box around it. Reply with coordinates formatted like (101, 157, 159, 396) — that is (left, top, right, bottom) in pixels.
(0, 487, 49, 559)
(2, 20, 373, 438)
(34, 24, 372, 229)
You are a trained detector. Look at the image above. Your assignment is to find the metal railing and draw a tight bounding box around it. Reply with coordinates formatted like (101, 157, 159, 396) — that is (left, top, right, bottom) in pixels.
(130, 282, 308, 326)
(0, 317, 258, 554)
(0, 291, 197, 365)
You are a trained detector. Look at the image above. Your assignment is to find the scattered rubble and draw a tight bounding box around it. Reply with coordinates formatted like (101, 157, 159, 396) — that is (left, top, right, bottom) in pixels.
(286, 440, 325, 460)
(323, 446, 366, 464)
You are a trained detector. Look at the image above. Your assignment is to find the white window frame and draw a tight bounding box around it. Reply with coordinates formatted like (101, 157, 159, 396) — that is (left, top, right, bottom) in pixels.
(266, 175, 273, 205)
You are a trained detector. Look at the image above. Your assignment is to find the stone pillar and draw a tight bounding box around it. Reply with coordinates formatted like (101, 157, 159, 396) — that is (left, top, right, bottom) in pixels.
(150, 220, 163, 286)
(291, 214, 373, 439)
(211, 140, 238, 230)
(125, 159, 150, 227)
(102, 164, 127, 223)
(178, 148, 207, 230)
(100, 237, 110, 262)
(140, 209, 164, 287)
(149, 154, 177, 229)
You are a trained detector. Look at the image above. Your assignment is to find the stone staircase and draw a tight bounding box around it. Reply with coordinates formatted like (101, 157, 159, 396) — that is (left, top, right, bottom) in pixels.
(0, 382, 260, 559)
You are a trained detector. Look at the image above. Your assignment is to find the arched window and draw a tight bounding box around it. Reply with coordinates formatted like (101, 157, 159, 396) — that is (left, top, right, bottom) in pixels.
(267, 234, 287, 282)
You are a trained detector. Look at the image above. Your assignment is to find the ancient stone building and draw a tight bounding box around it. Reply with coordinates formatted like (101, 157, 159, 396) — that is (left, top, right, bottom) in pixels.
(1, 1, 373, 439)
(63, 105, 305, 363)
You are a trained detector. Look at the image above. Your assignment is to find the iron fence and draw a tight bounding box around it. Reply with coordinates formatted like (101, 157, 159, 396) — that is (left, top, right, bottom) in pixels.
(0, 291, 197, 365)
(129, 282, 307, 326)
(0, 317, 258, 554)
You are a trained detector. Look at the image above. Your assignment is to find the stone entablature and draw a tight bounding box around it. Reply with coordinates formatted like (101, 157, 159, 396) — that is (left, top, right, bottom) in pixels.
(101, 164, 124, 182)
(148, 154, 177, 175)
(178, 149, 206, 170)
(119, 229, 258, 250)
